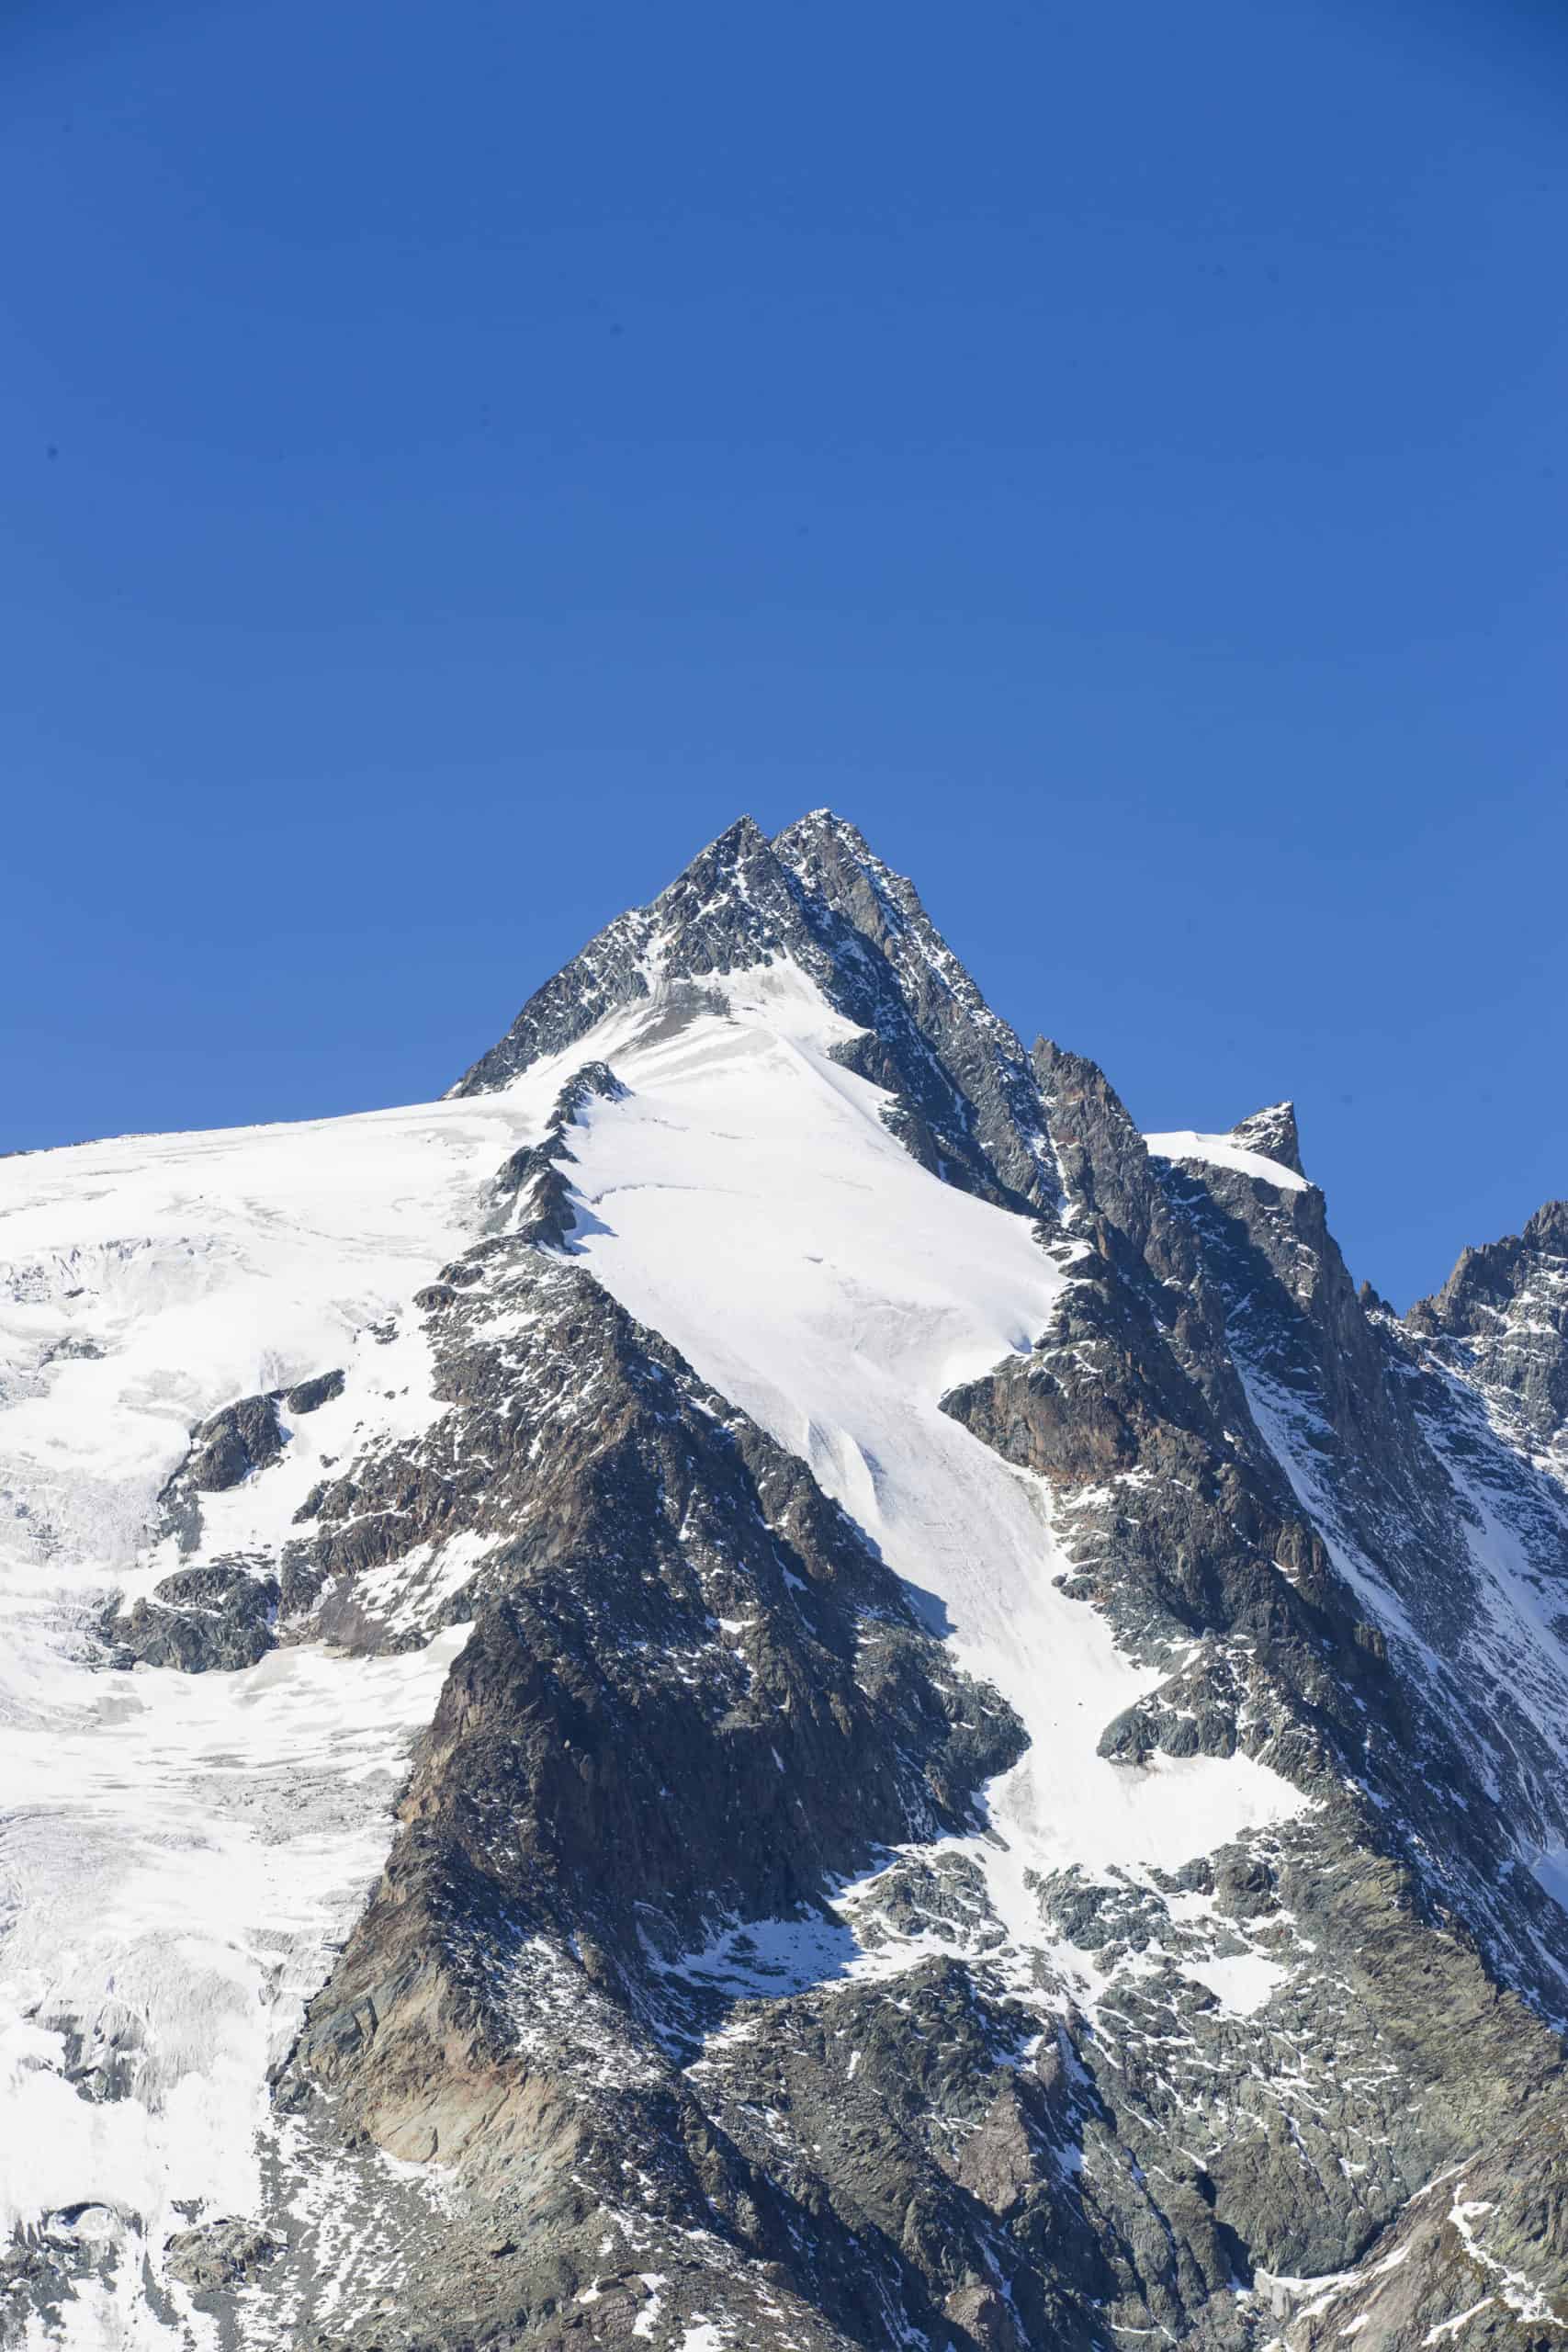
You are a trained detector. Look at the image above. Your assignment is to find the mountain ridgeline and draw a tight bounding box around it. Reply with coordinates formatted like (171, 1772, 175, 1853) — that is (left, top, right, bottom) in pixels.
(4, 809, 1568, 2352)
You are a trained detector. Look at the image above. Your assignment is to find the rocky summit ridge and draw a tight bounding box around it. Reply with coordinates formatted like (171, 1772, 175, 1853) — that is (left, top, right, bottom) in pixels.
(3, 809, 1568, 2352)
(451, 810, 1063, 1219)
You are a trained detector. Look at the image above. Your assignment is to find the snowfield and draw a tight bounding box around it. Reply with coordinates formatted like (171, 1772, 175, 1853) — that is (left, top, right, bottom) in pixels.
(1144, 1128, 1311, 1193)
(0, 1100, 531, 2339)
(0, 966, 1306, 2341)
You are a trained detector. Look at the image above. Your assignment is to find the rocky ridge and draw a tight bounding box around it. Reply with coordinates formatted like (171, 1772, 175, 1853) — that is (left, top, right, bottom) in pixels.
(451, 812, 1062, 1218)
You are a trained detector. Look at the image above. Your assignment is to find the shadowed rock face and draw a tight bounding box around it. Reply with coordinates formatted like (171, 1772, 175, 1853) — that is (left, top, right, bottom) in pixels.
(275, 1247, 1031, 2350)
(283, 1367, 344, 1415)
(19, 811, 1568, 2352)
(942, 1045, 1568, 2337)
(104, 1560, 280, 1671)
(181, 1392, 285, 1492)
(299, 1250, 1022, 1955)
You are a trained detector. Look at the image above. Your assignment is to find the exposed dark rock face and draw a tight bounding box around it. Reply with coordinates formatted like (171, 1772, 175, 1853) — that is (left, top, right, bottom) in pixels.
(1032, 1052, 1568, 1980)
(104, 1559, 280, 1671)
(179, 1391, 284, 1492)
(18, 810, 1568, 2352)
(489, 1059, 628, 1245)
(350, 1274, 1003, 1888)
(773, 810, 1061, 1216)
(1408, 1199, 1568, 1451)
(164, 2219, 281, 2293)
(264, 1247, 1028, 2347)
(937, 1043, 1568, 2347)
(150, 1371, 348, 1561)
(284, 1367, 344, 1415)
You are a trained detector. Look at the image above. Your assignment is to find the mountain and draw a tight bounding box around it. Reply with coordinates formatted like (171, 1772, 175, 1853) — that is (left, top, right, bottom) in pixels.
(4, 809, 1568, 2352)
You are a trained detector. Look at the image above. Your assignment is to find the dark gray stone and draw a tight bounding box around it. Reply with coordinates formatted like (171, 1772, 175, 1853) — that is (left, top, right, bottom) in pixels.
(182, 1392, 284, 1492)
(105, 1559, 279, 1672)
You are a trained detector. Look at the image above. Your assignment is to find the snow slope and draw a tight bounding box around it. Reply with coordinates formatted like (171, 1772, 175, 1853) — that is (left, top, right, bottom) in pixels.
(553, 975, 1307, 1912)
(1144, 1129, 1310, 1194)
(0, 1099, 538, 2337)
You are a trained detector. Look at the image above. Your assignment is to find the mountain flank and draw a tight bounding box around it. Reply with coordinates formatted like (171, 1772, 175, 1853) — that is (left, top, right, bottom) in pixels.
(3, 811, 1567, 2352)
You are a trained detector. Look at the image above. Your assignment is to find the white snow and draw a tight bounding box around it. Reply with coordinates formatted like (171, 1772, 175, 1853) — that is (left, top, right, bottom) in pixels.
(0, 1095, 533, 1630)
(1185, 1951, 1291, 2016)
(0, 1093, 549, 2326)
(1144, 1130, 1310, 1193)
(0, 1629, 468, 2233)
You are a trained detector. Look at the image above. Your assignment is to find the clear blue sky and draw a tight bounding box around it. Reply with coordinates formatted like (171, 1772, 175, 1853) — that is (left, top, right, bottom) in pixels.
(5, 0, 1565, 1306)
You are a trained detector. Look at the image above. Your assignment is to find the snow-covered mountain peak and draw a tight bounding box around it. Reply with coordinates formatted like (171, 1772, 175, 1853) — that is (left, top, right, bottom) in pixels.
(446, 812, 793, 1100)
(454, 808, 1063, 1216)
(1230, 1099, 1305, 1177)
(1143, 1122, 1312, 1195)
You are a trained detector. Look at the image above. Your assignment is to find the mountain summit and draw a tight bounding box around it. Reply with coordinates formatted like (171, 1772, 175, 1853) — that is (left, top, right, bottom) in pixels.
(452, 809, 1063, 1217)
(4, 813, 1568, 2350)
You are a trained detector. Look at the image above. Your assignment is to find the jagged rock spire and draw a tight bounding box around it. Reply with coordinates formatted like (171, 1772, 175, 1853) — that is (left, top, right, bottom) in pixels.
(1407, 1199, 1568, 1442)
(1229, 1100, 1304, 1177)
(1409, 1200, 1568, 1334)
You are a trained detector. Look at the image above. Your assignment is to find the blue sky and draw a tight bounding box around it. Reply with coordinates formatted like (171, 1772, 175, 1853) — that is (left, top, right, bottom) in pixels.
(5, 0, 1564, 1306)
